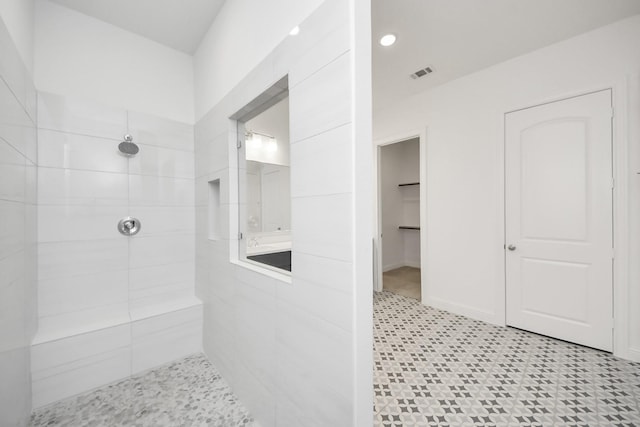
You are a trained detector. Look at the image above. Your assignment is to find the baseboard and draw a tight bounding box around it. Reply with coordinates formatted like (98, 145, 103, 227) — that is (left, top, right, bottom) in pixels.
(424, 296, 501, 326)
(625, 347, 640, 363)
(382, 262, 405, 272)
(383, 261, 421, 272)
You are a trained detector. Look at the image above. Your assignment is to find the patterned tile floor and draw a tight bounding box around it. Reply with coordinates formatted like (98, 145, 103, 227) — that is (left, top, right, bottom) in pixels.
(373, 291, 640, 427)
(30, 354, 254, 427)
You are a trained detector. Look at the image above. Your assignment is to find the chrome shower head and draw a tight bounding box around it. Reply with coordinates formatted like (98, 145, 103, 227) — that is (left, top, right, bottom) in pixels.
(118, 134, 139, 156)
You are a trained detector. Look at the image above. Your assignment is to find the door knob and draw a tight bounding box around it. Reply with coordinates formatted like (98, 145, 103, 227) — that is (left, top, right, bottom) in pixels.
(508, 245, 516, 251)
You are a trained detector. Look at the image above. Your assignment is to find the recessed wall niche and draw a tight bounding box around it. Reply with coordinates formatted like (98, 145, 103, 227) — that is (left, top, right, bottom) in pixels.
(208, 178, 221, 240)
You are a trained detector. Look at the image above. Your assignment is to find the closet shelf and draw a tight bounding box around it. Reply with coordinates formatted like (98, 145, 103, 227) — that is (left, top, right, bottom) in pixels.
(399, 226, 420, 230)
(398, 182, 420, 187)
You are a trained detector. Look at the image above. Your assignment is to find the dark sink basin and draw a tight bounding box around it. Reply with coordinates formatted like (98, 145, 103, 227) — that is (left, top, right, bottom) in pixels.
(247, 250, 291, 272)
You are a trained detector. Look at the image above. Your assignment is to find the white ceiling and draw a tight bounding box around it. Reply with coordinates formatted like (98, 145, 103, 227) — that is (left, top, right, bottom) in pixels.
(372, 0, 640, 109)
(48, 0, 226, 54)
(43, 0, 640, 96)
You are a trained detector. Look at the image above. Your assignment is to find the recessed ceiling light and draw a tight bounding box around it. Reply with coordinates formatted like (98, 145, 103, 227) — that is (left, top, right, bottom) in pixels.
(289, 26, 300, 36)
(379, 34, 396, 47)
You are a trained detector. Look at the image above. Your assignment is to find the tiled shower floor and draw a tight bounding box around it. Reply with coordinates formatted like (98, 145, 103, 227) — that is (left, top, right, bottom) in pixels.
(373, 290, 640, 426)
(30, 354, 254, 427)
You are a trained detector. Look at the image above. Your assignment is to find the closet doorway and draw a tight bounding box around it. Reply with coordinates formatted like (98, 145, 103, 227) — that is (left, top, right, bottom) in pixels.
(375, 135, 425, 301)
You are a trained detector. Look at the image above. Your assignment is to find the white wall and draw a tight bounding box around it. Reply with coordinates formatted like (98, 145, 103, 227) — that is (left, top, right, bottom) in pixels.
(194, 0, 372, 425)
(373, 14, 640, 360)
(0, 0, 34, 73)
(193, 0, 324, 119)
(380, 138, 420, 271)
(0, 14, 37, 427)
(34, 0, 194, 123)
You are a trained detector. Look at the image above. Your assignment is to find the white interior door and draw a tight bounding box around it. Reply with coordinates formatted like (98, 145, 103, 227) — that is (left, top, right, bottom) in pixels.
(505, 90, 613, 351)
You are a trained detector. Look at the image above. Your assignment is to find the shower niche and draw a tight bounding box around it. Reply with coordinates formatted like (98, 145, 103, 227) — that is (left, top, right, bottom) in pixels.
(208, 178, 221, 240)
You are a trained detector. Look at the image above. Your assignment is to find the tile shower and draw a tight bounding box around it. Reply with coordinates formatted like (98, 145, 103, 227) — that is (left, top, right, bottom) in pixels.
(0, 16, 202, 421)
(32, 92, 202, 408)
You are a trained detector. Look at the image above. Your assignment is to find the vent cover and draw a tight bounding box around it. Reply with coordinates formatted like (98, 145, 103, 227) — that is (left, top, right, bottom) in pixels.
(410, 66, 434, 80)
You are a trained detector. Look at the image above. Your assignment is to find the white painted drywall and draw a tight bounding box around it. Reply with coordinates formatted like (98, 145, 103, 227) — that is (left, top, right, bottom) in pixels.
(373, 14, 640, 360)
(0, 0, 34, 73)
(34, 0, 194, 123)
(193, 0, 324, 120)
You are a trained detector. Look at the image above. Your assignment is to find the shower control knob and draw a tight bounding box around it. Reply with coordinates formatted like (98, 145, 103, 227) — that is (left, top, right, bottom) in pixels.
(508, 245, 516, 251)
(118, 217, 141, 236)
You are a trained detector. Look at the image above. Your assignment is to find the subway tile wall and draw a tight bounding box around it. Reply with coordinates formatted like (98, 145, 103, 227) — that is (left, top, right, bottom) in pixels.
(194, 1, 355, 426)
(0, 18, 38, 427)
(31, 91, 201, 408)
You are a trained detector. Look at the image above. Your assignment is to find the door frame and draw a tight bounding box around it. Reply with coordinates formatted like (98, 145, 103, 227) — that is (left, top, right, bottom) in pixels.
(373, 128, 428, 302)
(500, 81, 631, 359)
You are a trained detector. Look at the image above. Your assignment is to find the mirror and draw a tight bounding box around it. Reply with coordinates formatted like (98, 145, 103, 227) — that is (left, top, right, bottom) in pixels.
(246, 160, 291, 233)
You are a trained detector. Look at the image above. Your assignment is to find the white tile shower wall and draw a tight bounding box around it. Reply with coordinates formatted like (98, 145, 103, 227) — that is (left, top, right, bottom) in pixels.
(32, 92, 201, 408)
(0, 16, 37, 427)
(195, 1, 355, 426)
(131, 306, 202, 373)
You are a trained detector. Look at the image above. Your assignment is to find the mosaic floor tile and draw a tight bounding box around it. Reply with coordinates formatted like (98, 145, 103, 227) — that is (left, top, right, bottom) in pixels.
(30, 354, 254, 427)
(374, 290, 640, 427)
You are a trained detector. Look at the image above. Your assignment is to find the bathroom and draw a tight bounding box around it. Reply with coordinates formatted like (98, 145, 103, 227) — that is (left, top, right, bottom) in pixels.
(6, 0, 640, 426)
(1, 0, 373, 426)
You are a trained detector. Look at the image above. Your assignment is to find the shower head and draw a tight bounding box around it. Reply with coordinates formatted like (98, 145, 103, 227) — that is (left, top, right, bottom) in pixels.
(118, 134, 139, 156)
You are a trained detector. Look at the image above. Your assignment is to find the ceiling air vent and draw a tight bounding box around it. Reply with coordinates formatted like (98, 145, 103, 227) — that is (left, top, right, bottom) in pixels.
(410, 66, 434, 80)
